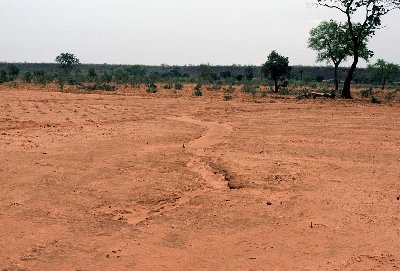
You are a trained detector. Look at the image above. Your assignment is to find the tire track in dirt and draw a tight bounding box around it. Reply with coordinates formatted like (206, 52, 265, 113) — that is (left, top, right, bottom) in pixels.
(97, 116, 233, 226)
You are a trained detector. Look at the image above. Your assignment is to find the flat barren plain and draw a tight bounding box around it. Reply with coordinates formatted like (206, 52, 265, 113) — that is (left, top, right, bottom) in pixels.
(1, 84, 400, 270)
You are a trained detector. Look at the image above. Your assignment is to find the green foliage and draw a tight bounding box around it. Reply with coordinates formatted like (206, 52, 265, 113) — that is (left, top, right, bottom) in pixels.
(371, 96, 381, 104)
(315, 0, 400, 98)
(87, 67, 97, 80)
(163, 83, 173, 89)
(220, 70, 232, 79)
(308, 20, 371, 92)
(174, 83, 183, 90)
(241, 83, 258, 97)
(147, 83, 158, 93)
(127, 65, 147, 77)
(22, 72, 32, 83)
(261, 51, 291, 92)
(199, 65, 213, 82)
(193, 84, 203, 96)
(224, 95, 233, 101)
(33, 71, 51, 85)
(0, 70, 7, 84)
(316, 75, 324, 82)
(55, 53, 80, 73)
(241, 83, 256, 93)
(208, 83, 222, 91)
(368, 59, 400, 90)
(244, 67, 254, 81)
(113, 67, 129, 84)
(359, 88, 373, 98)
(79, 83, 116, 91)
(99, 71, 113, 83)
(296, 89, 311, 100)
(308, 20, 372, 65)
(278, 88, 290, 95)
(235, 74, 244, 81)
(7, 64, 20, 80)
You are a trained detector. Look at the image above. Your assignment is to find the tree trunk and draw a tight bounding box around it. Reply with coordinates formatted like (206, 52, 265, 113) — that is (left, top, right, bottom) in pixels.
(382, 78, 386, 90)
(334, 63, 339, 92)
(274, 79, 279, 93)
(342, 54, 359, 99)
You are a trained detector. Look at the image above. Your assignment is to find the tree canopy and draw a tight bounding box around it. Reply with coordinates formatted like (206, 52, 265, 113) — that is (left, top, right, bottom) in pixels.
(55, 53, 80, 73)
(261, 51, 291, 93)
(308, 20, 373, 90)
(315, 0, 400, 98)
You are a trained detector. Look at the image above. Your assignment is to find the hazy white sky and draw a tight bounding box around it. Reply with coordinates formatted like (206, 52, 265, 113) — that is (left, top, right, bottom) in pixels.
(0, 0, 399, 66)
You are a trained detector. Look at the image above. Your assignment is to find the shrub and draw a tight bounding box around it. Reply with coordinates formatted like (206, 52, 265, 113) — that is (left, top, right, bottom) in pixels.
(224, 95, 233, 101)
(371, 96, 381, 104)
(241, 83, 255, 93)
(79, 83, 116, 91)
(193, 84, 203, 96)
(147, 83, 158, 93)
(33, 71, 49, 85)
(385, 90, 396, 102)
(241, 83, 258, 97)
(278, 88, 290, 95)
(360, 88, 373, 98)
(174, 83, 183, 90)
(296, 89, 311, 100)
(113, 67, 129, 84)
(210, 83, 222, 91)
(23, 72, 32, 83)
(163, 83, 173, 89)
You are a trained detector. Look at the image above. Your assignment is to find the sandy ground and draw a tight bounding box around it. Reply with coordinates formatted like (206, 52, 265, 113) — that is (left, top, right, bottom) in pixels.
(1, 84, 400, 270)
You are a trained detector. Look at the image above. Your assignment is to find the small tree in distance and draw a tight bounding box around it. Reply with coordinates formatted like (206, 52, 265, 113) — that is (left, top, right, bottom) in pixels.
(261, 51, 290, 93)
(308, 20, 372, 92)
(55, 53, 80, 88)
(55, 53, 80, 74)
(368, 59, 400, 90)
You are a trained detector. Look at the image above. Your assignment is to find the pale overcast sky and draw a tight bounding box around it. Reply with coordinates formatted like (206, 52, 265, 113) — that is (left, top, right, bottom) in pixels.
(0, 0, 399, 66)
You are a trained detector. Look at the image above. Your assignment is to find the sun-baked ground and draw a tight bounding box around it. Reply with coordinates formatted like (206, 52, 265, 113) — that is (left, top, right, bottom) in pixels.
(1, 84, 400, 270)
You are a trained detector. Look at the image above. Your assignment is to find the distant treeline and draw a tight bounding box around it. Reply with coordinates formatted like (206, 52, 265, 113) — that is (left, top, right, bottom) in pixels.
(0, 62, 399, 84)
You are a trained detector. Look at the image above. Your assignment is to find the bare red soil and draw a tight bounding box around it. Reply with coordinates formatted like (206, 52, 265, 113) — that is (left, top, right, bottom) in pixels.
(1, 84, 400, 270)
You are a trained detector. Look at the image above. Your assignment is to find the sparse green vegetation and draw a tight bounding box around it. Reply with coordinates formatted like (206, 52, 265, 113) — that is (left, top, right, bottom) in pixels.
(147, 83, 158, 93)
(224, 95, 233, 101)
(359, 88, 373, 99)
(79, 83, 116, 91)
(193, 84, 203, 96)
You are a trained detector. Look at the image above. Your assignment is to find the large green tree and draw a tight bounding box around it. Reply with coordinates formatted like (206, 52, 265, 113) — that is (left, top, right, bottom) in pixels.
(55, 53, 80, 88)
(55, 53, 80, 74)
(261, 51, 291, 93)
(308, 20, 372, 92)
(316, 0, 400, 98)
(368, 59, 400, 89)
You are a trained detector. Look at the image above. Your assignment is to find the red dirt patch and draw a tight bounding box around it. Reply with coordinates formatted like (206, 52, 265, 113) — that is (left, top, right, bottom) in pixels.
(1, 85, 400, 270)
